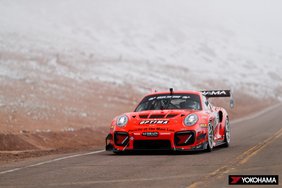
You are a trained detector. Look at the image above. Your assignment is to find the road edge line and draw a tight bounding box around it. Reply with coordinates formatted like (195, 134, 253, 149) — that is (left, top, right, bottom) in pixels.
(0, 149, 105, 175)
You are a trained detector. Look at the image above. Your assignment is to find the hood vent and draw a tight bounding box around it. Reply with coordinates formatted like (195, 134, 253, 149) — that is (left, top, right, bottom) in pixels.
(166, 114, 178, 118)
(139, 114, 149, 119)
(139, 113, 178, 119)
(149, 114, 165, 119)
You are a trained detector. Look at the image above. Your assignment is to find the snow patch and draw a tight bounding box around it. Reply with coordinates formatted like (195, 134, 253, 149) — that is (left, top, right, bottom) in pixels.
(0, 0, 282, 100)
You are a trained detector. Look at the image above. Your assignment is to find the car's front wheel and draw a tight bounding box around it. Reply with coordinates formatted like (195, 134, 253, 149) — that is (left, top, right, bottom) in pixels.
(206, 122, 214, 152)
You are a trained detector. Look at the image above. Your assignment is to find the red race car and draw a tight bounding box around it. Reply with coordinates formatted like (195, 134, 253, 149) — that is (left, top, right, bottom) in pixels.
(106, 89, 234, 153)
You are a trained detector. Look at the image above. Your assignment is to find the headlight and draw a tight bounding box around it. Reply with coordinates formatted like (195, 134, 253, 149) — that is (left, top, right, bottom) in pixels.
(116, 115, 128, 127)
(184, 114, 198, 126)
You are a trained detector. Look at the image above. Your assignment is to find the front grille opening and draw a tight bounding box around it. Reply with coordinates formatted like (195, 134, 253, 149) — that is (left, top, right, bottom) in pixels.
(149, 114, 165, 119)
(133, 140, 171, 150)
(114, 132, 129, 146)
(174, 131, 195, 146)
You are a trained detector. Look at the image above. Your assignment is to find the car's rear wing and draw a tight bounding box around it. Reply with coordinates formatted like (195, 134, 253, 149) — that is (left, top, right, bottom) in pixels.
(201, 90, 234, 108)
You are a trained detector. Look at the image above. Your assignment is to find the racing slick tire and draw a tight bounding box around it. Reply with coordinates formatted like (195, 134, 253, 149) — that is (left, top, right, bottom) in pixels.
(222, 117, 231, 147)
(206, 122, 214, 152)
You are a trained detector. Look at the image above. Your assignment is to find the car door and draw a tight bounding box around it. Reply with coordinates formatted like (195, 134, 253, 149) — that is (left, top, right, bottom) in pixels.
(202, 97, 218, 140)
(209, 104, 222, 141)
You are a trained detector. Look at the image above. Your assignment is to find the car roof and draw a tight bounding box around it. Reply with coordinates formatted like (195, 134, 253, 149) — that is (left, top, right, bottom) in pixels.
(144, 90, 202, 97)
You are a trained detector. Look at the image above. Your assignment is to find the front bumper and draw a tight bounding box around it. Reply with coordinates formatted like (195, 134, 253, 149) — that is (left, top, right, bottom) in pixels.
(105, 130, 207, 152)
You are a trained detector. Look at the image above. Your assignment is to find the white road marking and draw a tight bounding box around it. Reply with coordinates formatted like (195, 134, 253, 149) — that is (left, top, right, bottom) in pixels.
(0, 150, 105, 175)
(232, 103, 282, 124)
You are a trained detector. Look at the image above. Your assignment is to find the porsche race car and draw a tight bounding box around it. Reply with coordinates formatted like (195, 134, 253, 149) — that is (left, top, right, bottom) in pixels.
(106, 89, 234, 153)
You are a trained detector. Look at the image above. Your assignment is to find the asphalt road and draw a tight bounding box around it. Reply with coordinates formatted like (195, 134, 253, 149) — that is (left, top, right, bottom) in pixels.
(0, 104, 281, 188)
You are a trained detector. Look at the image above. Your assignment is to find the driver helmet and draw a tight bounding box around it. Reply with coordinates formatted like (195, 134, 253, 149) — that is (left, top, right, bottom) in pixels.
(184, 99, 198, 109)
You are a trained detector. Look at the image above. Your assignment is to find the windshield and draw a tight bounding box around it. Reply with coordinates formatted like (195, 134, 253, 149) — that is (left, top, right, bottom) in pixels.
(135, 94, 202, 112)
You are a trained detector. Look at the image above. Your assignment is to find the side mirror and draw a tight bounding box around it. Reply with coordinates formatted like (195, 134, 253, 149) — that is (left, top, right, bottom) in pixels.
(230, 94, 234, 109)
(205, 101, 209, 106)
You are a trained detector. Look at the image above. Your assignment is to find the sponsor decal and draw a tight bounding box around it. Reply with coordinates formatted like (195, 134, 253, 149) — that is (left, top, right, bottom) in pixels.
(129, 127, 174, 132)
(142, 132, 159, 137)
(148, 95, 191, 101)
(228, 175, 279, 185)
(199, 123, 208, 128)
(140, 120, 169, 125)
(202, 90, 227, 96)
(156, 95, 181, 99)
(160, 132, 171, 135)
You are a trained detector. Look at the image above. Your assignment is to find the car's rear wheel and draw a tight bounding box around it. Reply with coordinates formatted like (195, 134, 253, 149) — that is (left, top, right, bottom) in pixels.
(222, 117, 230, 147)
(206, 122, 214, 152)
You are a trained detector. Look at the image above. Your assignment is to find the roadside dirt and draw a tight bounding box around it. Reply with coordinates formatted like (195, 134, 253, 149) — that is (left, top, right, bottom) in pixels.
(0, 128, 105, 163)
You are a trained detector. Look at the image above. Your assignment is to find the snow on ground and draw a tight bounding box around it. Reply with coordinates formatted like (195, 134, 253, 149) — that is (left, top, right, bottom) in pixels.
(0, 0, 282, 100)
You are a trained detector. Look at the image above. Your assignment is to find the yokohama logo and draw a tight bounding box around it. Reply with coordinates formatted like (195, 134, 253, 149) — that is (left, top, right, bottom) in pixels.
(201, 90, 231, 97)
(229, 175, 279, 185)
(202, 90, 226, 96)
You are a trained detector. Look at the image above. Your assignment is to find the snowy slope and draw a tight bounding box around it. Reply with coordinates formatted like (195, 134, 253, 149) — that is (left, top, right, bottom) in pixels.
(0, 0, 282, 100)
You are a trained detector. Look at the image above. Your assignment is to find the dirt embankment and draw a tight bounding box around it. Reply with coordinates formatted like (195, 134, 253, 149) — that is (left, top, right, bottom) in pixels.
(0, 128, 106, 162)
(0, 128, 104, 151)
(0, 79, 141, 161)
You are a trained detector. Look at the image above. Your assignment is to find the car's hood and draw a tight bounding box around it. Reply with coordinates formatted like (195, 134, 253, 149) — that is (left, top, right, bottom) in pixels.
(123, 110, 200, 127)
(129, 110, 196, 119)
